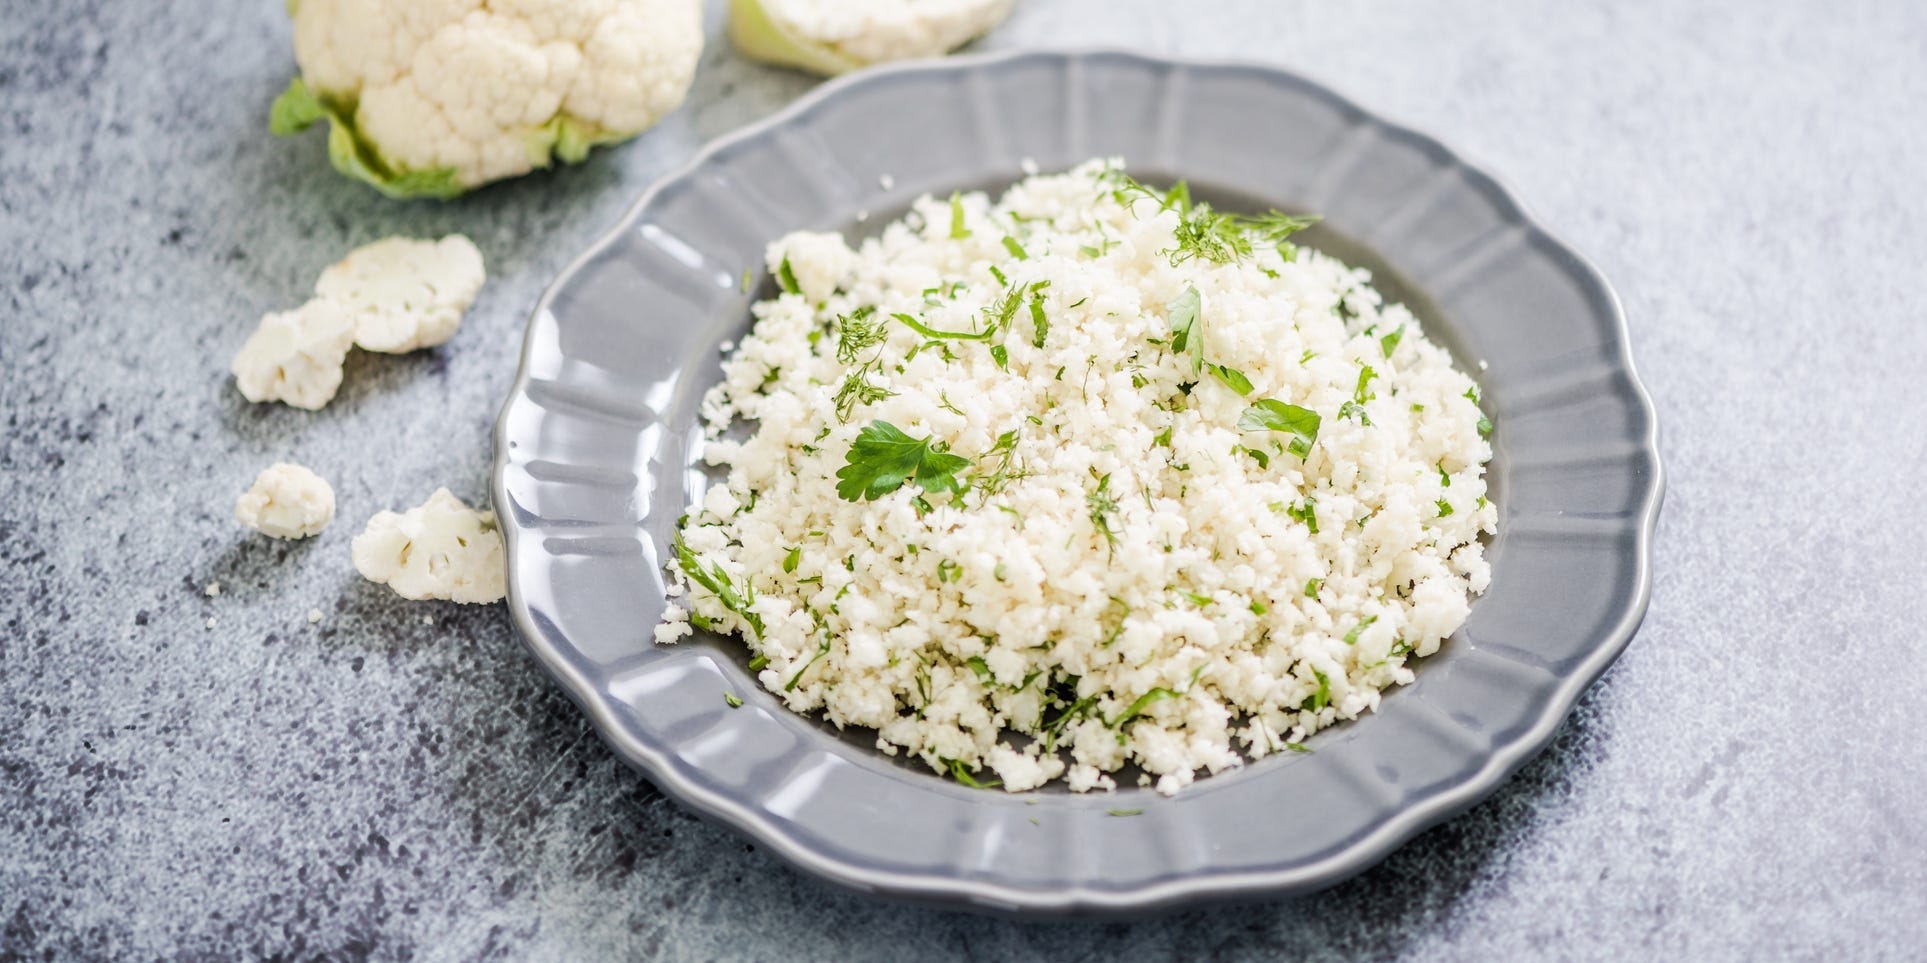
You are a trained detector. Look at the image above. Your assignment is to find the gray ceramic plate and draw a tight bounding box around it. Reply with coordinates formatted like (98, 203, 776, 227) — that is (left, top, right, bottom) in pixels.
(493, 50, 1662, 917)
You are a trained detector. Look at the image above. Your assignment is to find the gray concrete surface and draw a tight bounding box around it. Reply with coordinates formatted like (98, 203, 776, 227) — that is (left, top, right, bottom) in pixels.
(4, 0, 1924, 958)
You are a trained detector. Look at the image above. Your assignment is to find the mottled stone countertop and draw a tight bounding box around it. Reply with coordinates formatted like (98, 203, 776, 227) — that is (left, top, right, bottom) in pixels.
(5, 0, 1923, 958)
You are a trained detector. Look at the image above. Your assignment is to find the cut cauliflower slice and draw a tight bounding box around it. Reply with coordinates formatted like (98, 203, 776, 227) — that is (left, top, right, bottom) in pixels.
(230, 297, 356, 410)
(316, 235, 486, 353)
(271, 0, 704, 199)
(352, 488, 507, 603)
(730, 0, 1014, 76)
(235, 463, 337, 539)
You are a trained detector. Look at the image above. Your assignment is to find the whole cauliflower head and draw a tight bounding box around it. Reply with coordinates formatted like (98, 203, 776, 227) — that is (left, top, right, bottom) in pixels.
(231, 297, 356, 410)
(236, 463, 337, 539)
(272, 0, 704, 199)
(317, 235, 487, 353)
(731, 0, 1014, 76)
(352, 488, 507, 603)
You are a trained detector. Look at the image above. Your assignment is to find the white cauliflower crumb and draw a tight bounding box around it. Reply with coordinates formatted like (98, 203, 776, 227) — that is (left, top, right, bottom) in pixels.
(352, 488, 506, 604)
(307, 608, 324, 624)
(205, 618, 217, 630)
(205, 582, 222, 597)
(317, 235, 487, 353)
(229, 298, 355, 410)
(235, 463, 337, 540)
(662, 160, 1498, 794)
(277, 0, 704, 197)
(731, 0, 1013, 76)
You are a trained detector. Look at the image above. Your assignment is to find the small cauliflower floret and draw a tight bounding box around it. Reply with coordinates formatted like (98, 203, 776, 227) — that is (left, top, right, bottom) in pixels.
(351, 488, 506, 603)
(272, 0, 704, 198)
(230, 297, 355, 410)
(731, 0, 1014, 76)
(234, 463, 337, 539)
(317, 235, 487, 353)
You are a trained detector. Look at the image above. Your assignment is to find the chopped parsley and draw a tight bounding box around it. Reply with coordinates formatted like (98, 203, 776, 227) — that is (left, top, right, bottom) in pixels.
(946, 757, 1001, 789)
(1380, 323, 1406, 359)
(1208, 363, 1253, 396)
(1305, 577, 1323, 599)
(723, 692, 744, 708)
(672, 530, 763, 640)
(1339, 365, 1377, 424)
(1436, 498, 1456, 517)
(776, 254, 801, 296)
(1107, 686, 1179, 729)
(834, 420, 970, 501)
(782, 547, 800, 573)
(1285, 742, 1312, 754)
(948, 191, 971, 239)
(1028, 293, 1049, 347)
(1283, 497, 1319, 534)
(1301, 668, 1331, 712)
(1001, 235, 1029, 260)
(1106, 808, 1144, 817)
(1165, 286, 1204, 380)
(1343, 614, 1378, 645)
(785, 634, 832, 691)
(1238, 399, 1321, 460)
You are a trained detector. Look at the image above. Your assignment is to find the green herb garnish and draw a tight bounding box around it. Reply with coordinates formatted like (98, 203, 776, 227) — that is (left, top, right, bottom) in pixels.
(1002, 236, 1029, 260)
(1106, 808, 1143, 817)
(1238, 399, 1321, 460)
(776, 255, 801, 296)
(1380, 323, 1405, 359)
(785, 635, 832, 691)
(1107, 687, 1179, 728)
(724, 692, 744, 708)
(1283, 497, 1319, 534)
(1208, 363, 1252, 396)
(1028, 293, 1049, 348)
(1087, 472, 1121, 552)
(1305, 577, 1323, 599)
(948, 191, 971, 239)
(673, 531, 763, 639)
(1343, 615, 1378, 645)
(1339, 365, 1377, 424)
(782, 547, 800, 573)
(1301, 669, 1331, 712)
(834, 420, 970, 502)
(1436, 499, 1455, 517)
(1165, 286, 1204, 380)
(946, 758, 1001, 789)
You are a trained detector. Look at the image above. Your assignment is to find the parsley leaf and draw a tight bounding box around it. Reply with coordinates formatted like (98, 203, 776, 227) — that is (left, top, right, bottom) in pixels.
(1106, 808, 1143, 817)
(1380, 323, 1406, 359)
(946, 757, 1001, 790)
(672, 530, 764, 640)
(776, 255, 801, 296)
(1343, 615, 1378, 645)
(1284, 497, 1319, 534)
(782, 547, 800, 573)
(1238, 399, 1321, 459)
(1107, 687, 1179, 728)
(1028, 292, 1049, 348)
(1301, 668, 1331, 712)
(1339, 365, 1377, 424)
(1002, 235, 1029, 260)
(835, 421, 970, 502)
(890, 311, 992, 342)
(1304, 577, 1323, 599)
(1208, 363, 1253, 396)
(1166, 286, 1204, 380)
(723, 692, 744, 708)
(948, 191, 971, 239)
(1436, 498, 1456, 517)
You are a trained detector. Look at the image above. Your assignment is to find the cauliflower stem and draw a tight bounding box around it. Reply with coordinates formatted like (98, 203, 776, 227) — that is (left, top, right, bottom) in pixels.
(727, 0, 867, 76)
(271, 78, 464, 201)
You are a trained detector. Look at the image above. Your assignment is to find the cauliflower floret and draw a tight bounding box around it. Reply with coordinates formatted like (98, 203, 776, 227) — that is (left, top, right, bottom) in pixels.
(316, 235, 487, 353)
(272, 0, 703, 198)
(731, 0, 1015, 76)
(235, 463, 337, 539)
(352, 488, 507, 603)
(230, 297, 355, 410)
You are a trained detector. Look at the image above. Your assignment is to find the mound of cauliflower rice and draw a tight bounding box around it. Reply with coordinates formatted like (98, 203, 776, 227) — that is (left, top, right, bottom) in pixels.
(660, 160, 1496, 795)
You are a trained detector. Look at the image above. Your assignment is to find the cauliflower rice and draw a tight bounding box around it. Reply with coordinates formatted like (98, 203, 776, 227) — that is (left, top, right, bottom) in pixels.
(661, 160, 1496, 795)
